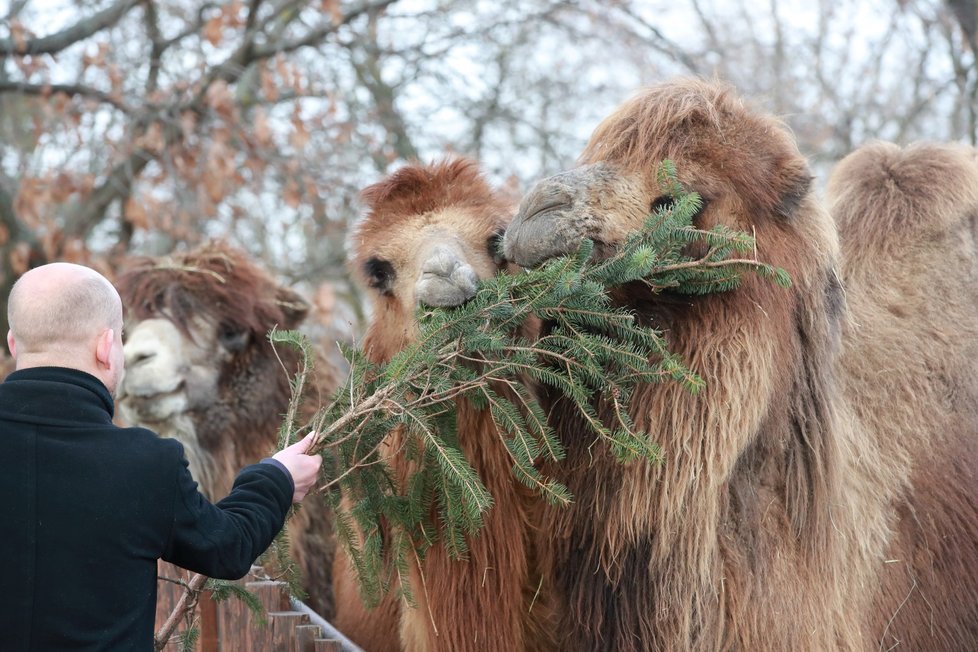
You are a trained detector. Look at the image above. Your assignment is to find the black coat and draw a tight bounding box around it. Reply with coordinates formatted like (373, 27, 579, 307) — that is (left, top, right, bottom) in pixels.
(0, 367, 293, 651)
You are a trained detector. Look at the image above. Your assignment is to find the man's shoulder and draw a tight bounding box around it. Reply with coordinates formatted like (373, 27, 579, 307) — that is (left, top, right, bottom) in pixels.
(113, 426, 186, 461)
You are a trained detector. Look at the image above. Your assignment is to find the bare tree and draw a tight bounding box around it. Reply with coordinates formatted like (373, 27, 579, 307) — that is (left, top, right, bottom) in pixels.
(1, 0, 974, 340)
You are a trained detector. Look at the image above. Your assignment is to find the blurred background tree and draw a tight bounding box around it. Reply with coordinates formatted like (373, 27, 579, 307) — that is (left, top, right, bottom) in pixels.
(0, 0, 972, 340)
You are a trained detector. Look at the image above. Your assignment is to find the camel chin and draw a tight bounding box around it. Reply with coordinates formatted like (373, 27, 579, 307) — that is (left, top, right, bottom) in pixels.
(117, 391, 188, 425)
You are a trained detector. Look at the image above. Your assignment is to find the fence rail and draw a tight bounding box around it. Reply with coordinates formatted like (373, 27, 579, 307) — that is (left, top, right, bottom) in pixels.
(155, 561, 354, 652)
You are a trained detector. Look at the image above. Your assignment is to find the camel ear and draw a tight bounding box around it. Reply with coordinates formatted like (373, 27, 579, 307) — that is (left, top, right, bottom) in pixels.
(773, 158, 814, 219)
(275, 287, 310, 328)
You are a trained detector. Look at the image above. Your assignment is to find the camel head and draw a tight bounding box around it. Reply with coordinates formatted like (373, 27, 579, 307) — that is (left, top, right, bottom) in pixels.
(501, 79, 847, 577)
(114, 241, 310, 496)
(348, 157, 513, 363)
(504, 78, 819, 276)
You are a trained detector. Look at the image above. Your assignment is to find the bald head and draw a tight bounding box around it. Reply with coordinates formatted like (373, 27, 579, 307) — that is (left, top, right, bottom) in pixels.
(7, 263, 125, 390)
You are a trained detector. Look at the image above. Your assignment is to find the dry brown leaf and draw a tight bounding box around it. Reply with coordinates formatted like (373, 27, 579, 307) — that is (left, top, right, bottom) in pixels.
(124, 196, 150, 230)
(50, 172, 77, 203)
(9, 19, 29, 53)
(10, 244, 31, 276)
(40, 229, 61, 260)
(203, 16, 223, 47)
(275, 56, 290, 84)
(135, 122, 165, 154)
(197, 187, 218, 217)
(14, 177, 48, 226)
(313, 282, 336, 315)
(76, 174, 96, 195)
(203, 171, 225, 203)
(225, 0, 246, 28)
(254, 107, 273, 147)
(50, 92, 70, 114)
(180, 111, 198, 139)
(245, 155, 268, 177)
(62, 238, 87, 263)
(322, 0, 344, 24)
(205, 81, 235, 119)
(260, 64, 279, 103)
(303, 177, 318, 198)
(290, 116, 310, 150)
(283, 179, 301, 208)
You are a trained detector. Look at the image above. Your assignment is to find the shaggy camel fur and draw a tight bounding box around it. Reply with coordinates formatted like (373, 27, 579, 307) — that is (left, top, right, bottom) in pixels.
(115, 241, 340, 618)
(502, 79, 978, 650)
(333, 157, 553, 652)
(825, 141, 978, 650)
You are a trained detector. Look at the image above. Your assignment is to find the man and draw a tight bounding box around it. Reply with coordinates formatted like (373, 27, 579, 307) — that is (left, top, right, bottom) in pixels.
(0, 262, 323, 651)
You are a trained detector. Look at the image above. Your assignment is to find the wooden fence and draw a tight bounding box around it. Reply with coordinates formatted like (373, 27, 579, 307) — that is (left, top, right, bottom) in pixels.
(155, 561, 357, 651)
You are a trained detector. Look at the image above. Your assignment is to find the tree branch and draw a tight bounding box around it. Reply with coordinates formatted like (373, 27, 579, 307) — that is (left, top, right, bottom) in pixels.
(251, 0, 401, 59)
(598, 4, 701, 75)
(185, 0, 400, 119)
(0, 0, 141, 55)
(348, 10, 419, 167)
(61, 146, 155, 240)
(141, 0, 163, 94)
(0, 176, 45, 335)
(2, 0, 29, 23)
(0, 81, 132, 112)
(153, 572, 208, 651)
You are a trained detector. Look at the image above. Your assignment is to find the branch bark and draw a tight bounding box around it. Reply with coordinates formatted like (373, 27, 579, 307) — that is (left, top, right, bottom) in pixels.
(0, 176, 45, 336)
(61, 147, 155, 240)
(252, 0, 401, 59)
(0, 0, 141, 56)
(153, 572, 208, 651)
(348, 9, 419, 167)
(45, 0, 405, 246)
(0, 81, 132, 112)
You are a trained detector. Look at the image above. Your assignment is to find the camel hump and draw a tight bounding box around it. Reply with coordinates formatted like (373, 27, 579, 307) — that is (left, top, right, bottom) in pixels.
(827, 141, 978, 343)
(827, 141, 978, 262)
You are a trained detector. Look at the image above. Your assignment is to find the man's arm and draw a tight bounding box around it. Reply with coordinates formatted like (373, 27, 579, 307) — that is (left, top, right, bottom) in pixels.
(160, 433, 322, 579)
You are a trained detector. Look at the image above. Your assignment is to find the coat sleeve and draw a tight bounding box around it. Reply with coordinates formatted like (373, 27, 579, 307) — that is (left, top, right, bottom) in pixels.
(160, 441, 293, 579)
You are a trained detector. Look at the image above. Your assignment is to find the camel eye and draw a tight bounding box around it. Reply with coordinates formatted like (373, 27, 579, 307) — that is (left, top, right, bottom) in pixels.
(651, 196, 710, 218)
(651, 196, 675, 213)
(364, 257, 396, 295)
(487, 230, 506, 266)
(217, 322, 249, 352)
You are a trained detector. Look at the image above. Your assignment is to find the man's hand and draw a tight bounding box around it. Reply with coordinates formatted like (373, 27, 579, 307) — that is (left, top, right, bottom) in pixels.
(272, 432, 323, 503)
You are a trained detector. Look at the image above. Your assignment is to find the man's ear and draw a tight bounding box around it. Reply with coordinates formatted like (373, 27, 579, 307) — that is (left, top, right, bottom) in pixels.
(95, 328, 114, 370)
(6, 330, 15, 359)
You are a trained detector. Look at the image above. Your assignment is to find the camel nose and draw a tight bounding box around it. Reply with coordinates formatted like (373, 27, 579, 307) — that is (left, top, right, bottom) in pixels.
(503, 175, 581, 268)
(516, 181, 575, 225)
(416, 244, 479, 307)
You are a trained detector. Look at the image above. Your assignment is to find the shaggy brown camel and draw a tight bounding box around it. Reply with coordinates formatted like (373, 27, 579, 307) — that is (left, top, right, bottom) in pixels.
(502, 79, 978, 650)
(334, 157, 554, 652)
(115, 241, 341, 619)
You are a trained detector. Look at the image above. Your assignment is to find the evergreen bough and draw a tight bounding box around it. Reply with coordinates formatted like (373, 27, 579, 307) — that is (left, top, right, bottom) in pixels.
(269, 160, 791, 606)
